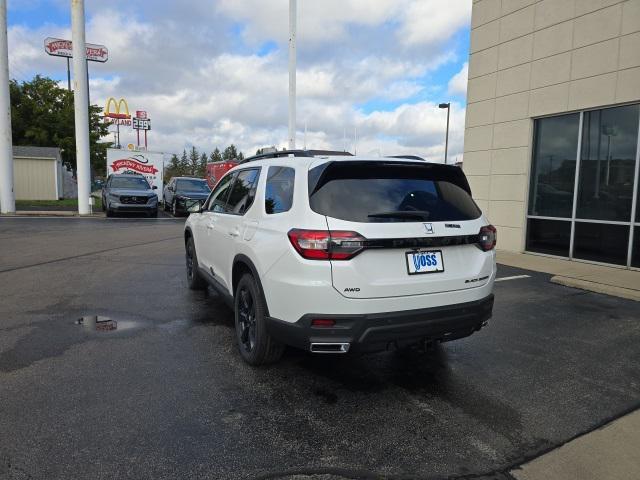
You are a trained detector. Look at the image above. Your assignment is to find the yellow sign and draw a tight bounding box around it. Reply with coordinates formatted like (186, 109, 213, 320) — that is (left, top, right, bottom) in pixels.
(104, 97, 131, 125)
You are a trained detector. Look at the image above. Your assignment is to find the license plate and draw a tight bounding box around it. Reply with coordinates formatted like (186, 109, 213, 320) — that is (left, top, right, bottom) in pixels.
(406, 250, 444, 275)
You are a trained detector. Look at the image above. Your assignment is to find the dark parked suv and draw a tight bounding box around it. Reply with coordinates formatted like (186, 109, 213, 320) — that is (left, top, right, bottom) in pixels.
(102, 173, 159, 217)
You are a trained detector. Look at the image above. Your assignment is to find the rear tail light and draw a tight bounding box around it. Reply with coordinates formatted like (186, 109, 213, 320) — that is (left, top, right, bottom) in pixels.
(287, 229, 366, 260)
(478, 225, 497, 251)
(311, 319, 336, 328)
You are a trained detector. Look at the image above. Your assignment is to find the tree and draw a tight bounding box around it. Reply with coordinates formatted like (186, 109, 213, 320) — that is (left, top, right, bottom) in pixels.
(10, 75, 110, 176)
(165, 153, 181, 182)
(179, 149, 189, 176)
(188, 146, 200, 176)
(209, 147, 222, 163)
(198, 152, 208, 178)
(222, 144, 239, 161)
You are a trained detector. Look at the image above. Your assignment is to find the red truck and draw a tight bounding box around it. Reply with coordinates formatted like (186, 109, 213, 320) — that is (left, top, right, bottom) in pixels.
(205, 161, 238, 189)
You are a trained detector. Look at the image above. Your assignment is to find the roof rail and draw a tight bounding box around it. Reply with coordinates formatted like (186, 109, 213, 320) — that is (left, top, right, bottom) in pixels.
(240, 149, 353, 164)
(386, 155, 426, 161)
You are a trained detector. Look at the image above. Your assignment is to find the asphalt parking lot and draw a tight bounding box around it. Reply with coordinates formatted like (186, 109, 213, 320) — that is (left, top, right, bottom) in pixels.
(1, 217, 639, 480)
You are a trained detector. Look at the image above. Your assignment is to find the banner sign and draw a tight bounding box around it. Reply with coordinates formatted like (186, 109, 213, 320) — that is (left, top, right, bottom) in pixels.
(106, 149, 164, 198)
(44, 37, 109, 62)
(104, 97, 131, 126)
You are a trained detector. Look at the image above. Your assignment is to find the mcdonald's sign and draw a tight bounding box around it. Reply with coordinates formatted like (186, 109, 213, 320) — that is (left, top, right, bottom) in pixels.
(104, 97, 131, 125)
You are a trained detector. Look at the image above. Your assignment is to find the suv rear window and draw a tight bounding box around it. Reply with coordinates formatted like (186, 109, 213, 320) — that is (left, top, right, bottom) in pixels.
(308, 161, 481, 223)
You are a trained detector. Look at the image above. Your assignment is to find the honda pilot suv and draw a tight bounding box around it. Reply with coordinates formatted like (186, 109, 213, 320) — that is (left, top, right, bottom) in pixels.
(184, 151, 496, 365)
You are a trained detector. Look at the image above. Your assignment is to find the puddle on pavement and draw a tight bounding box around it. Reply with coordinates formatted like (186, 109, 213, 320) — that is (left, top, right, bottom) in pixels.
(75, 315, 141, 332)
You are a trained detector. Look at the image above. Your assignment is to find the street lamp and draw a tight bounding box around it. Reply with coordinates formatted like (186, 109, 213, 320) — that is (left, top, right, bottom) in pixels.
(439, 102, 450, 164)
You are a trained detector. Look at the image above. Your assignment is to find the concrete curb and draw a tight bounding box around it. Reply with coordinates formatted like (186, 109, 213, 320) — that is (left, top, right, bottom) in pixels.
(550, 276, 640, 302)
(1, 211, 104, 217)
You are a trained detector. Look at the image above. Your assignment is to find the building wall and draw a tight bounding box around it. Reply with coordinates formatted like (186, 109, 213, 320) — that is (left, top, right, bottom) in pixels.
(464, 0, 640, 252)
(14, 157, 58, 200)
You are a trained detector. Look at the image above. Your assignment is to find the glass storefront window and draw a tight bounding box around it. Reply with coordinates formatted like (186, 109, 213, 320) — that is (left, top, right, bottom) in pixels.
(577, 104, 639, 222)
(528, 113, 580, 218)
(526, 219, 571, 257)
(573, 222, 630, 266)
(526, 104, 640, 267)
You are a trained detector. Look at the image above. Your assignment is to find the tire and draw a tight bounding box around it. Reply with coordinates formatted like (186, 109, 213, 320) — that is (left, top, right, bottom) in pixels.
(234, 273, 284, 365)
(163, 197, 169, 212)
(101, 197, 106, 212)
(148, 208, 158, 218)
(106, 207, 113, 218)
(185, 237, 207, 290)
(172, 200, 178, 217)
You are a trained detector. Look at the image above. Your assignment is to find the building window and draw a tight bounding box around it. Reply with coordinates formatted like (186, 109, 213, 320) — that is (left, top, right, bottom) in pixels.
(528, 113, 580, 218)
(526, 104, 640, 268)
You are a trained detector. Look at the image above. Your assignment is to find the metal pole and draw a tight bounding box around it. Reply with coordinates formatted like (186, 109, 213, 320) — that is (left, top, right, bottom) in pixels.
(144, 130, 147, 149)
(66, 57, 71, 91)
(71, 0, 91, 215)
(0, 0, 14, 214)
(288, 0, 296, 150)
(444, 105, 450, 164)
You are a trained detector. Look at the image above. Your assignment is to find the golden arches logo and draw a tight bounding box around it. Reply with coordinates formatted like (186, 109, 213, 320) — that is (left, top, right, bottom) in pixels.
(104, 97, 131, 119)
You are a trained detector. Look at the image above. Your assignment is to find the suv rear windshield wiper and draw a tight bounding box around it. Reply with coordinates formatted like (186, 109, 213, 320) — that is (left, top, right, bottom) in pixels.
(367, 210, 431, 220)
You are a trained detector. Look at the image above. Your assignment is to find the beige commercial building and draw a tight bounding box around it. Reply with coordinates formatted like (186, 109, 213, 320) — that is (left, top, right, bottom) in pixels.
(464, 0, 640, 268)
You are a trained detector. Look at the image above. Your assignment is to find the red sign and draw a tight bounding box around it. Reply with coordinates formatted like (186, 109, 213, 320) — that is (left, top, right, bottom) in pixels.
(136, 111, 147, 119)
(110, 158, 158, 175)
(44, 37, 109, 63)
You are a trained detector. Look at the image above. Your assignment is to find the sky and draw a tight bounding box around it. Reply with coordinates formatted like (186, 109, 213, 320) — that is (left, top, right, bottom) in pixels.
(7, 0, 471, 162)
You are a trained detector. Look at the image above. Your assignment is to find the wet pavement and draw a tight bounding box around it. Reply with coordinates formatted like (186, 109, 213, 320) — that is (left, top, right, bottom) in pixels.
(0, 217, 639, 480)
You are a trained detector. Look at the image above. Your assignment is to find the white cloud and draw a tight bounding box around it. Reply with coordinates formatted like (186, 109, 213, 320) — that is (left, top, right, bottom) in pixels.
(8, 0, 470, 164)
(448, 62, 468, 97)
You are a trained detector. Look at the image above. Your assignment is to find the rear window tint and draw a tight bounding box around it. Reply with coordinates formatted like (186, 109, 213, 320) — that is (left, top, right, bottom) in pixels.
(265, 166, 295, 214)
(308, 161, 481, 223)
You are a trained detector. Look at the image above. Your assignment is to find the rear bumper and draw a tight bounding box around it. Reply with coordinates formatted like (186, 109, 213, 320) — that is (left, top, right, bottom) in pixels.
(266, 294, 494, 353)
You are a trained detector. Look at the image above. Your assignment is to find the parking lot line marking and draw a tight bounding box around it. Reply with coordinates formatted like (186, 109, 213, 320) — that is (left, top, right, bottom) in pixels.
(495, 275, 531, 282)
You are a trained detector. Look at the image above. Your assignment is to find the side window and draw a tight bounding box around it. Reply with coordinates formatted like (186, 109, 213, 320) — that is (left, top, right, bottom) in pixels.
(226, 169, 260, 215)
(265, 166, 295, 214)
(205, 173, 235, 213)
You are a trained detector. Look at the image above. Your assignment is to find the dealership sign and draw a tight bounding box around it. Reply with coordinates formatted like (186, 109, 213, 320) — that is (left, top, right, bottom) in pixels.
(104, 97, 131, 126)
(107, 149, 164, 198)
(44, 37, 109, 62)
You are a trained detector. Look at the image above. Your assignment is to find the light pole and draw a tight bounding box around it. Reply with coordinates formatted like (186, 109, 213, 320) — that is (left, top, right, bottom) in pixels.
(71, 0, 91, 215)
(288, 0, 296, 150)
(439, 102, 450, 164)
(0, 0, 14, 214)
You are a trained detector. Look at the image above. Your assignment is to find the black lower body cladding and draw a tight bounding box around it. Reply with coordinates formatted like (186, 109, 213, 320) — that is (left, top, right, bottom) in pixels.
(265, 294, 494, 353)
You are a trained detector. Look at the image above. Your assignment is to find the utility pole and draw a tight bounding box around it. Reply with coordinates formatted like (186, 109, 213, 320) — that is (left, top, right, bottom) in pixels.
(0, 0, 14, 214)
(288, 0, 296, 150)
(439, 102, 450, 164)
(71, 0, 91, 215)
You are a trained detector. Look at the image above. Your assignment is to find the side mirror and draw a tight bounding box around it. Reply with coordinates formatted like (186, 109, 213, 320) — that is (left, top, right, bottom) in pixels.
(186, 200, 203, 214)
(152, 186, 158, 190)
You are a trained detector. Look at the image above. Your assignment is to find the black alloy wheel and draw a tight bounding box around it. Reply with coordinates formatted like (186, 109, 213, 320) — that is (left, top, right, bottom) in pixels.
(185, 237, 206, 290)
(237, 287, 257, 353)
(234, 274, 284, 365)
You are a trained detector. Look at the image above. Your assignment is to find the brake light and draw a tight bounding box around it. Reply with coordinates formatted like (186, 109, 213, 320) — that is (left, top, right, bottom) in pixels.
(311, 319, 336, 328)
(287, 229, 366, 260)
(478, 225, 497, 251)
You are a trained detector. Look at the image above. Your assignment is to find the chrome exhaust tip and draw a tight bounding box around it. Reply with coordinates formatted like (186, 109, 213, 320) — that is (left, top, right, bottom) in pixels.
(310, 342, 350, 353)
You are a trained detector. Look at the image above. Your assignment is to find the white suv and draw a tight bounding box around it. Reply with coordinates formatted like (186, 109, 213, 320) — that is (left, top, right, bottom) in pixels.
(184, 151, 496, 365)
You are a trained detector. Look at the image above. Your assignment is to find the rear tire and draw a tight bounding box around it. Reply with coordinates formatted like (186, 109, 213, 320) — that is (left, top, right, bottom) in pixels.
(185, 237, 206, 290)
(106, 207, 113, 218)
(234, 273, 284, 365)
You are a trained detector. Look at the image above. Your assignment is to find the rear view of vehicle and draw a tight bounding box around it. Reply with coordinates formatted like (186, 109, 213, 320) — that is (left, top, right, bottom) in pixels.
(268, 159, 496, 356)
